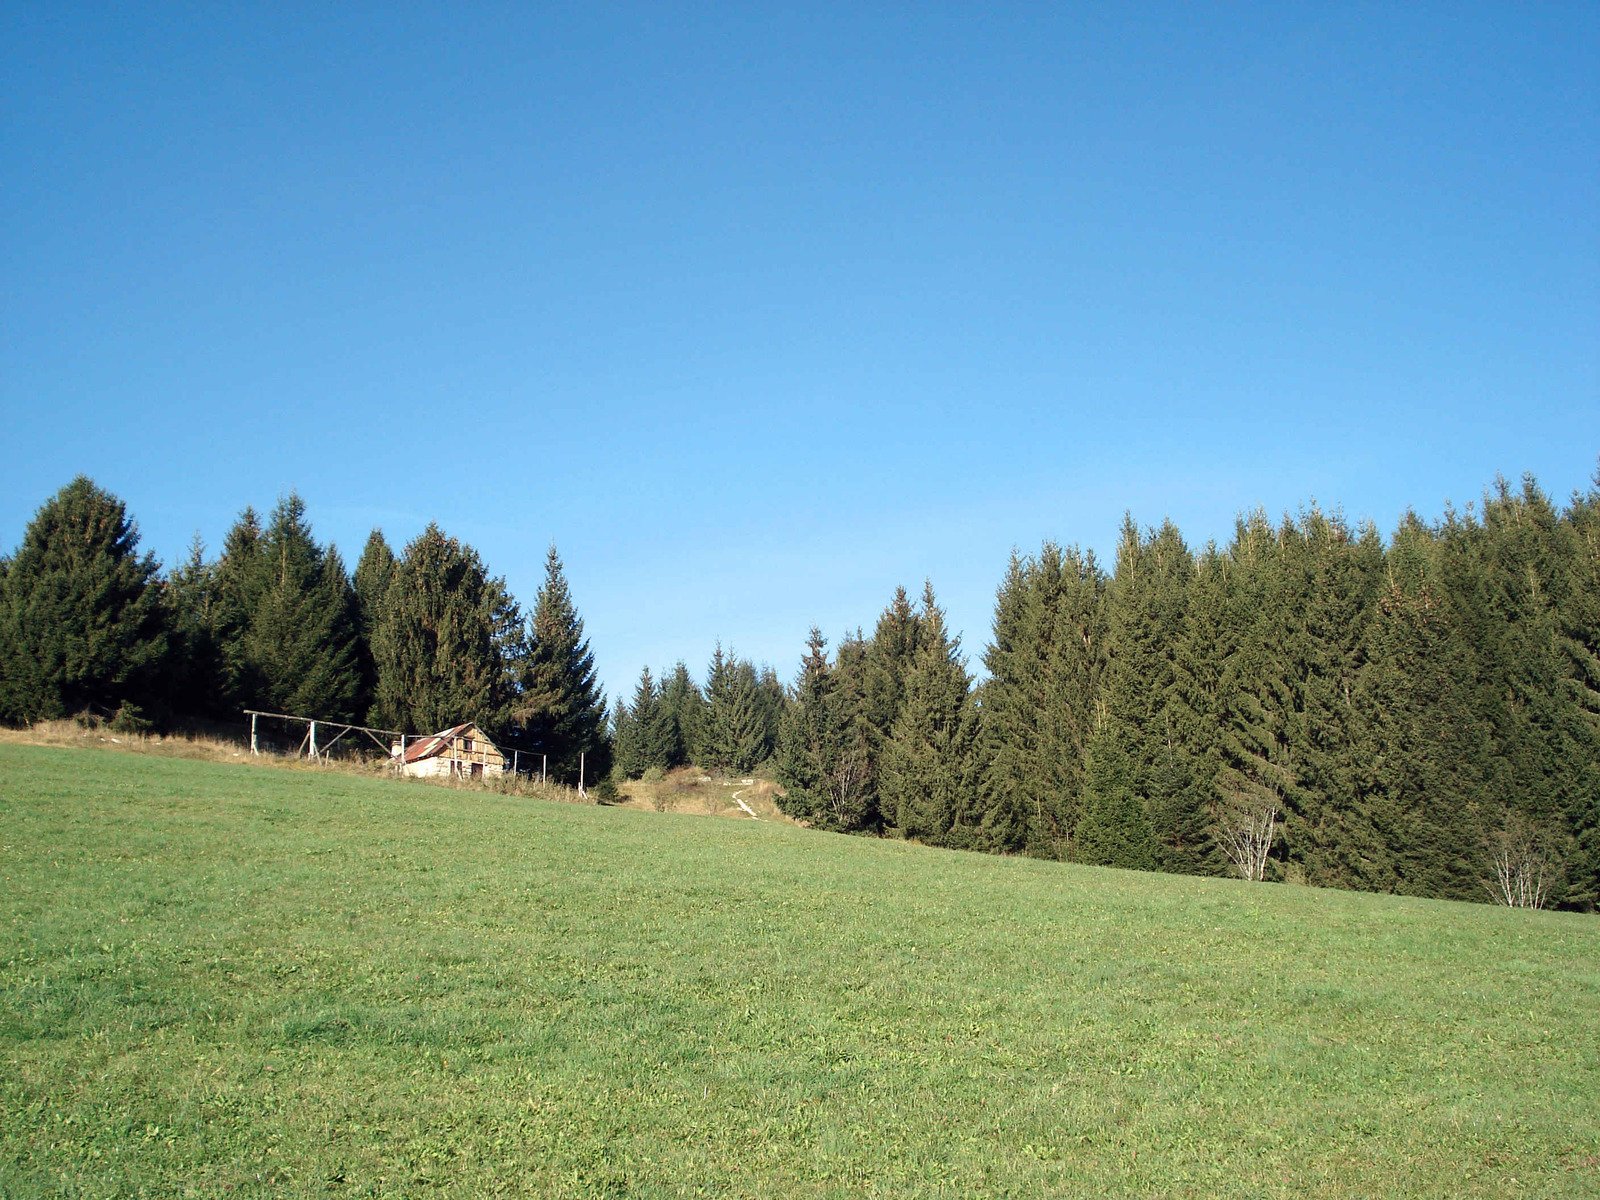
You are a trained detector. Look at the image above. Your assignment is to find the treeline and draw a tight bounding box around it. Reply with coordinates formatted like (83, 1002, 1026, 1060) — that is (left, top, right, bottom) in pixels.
(611, 648, 786, 778)
(7, 469, 1597, 908)
(767, 475, 1600, 910)
(0, 478, 609, 784)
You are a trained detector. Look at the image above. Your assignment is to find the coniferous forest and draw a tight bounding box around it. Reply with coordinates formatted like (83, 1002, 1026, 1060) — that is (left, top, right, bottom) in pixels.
(3, 470, 1597, 909)
(0, 479, 609, 786)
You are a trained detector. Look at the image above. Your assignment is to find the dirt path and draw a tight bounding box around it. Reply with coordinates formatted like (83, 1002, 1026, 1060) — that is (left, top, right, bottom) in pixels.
(729, 786, 761, 820)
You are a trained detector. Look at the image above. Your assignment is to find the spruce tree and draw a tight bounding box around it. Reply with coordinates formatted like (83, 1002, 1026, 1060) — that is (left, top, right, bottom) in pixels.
(1075, 730, 1160, 870)
(1557, 474, 1600, 903)
(241, 495, 363, 721)
(352, 529, 397, 720)
(211, 507, 270, 710)
(702, 646, 769, 774)
(611, 696, 638, 780)
(0, 477, 168, 723)
(1282, 510, 1383, 888)
(1210, 512, 1298, 882)
(776, 628, 834, 825)
(827, 631, 881, 830)
(1081, 517, 1212, 872)
(975, 543, 1105, 857)
(754, 664, 787, 763)
(658, 661, 704, 767)
(161, 534, 230, 719)
(1465, 476, 1598, 905)
(371, 523, 506, 735)
(1355, 515, 1489, 898)
(864, 587, 923, 745)
(616, 665, 669, 778)
(878, 583, 976, 845)
(515, 545, 606, 785)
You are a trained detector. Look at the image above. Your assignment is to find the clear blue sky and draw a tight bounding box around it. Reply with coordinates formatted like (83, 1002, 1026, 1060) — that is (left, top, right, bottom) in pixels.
(3, 3, 1597, 701)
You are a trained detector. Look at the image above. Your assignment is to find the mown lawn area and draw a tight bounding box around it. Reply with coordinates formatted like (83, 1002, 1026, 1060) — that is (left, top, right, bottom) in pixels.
(2, 743, 1597, 1197)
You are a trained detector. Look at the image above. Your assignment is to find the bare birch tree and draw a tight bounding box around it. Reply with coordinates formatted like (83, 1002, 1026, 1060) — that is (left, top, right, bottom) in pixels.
(825, 742, 871, 829)
(1217, 783, 1279, 882)
(1483, 812, 1565, 909)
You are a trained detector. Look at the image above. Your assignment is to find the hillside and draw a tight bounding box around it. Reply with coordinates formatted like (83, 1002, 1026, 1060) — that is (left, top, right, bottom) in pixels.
(2, 744, 1597, 1198)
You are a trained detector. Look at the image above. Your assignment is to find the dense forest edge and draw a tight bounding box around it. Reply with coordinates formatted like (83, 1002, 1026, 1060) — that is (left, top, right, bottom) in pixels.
(2, 468, 1597, 910)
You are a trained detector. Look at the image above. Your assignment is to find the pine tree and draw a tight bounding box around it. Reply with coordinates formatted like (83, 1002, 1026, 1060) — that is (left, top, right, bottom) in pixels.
(1354, 515, 1490, 898)
(1557, 473, 1600, 904)
(975, 543, 1105, 857)
(878, 583, 976, 845)
(1075, 729, 1160, 870)
(827, 631, 880, 830)
(1465, 476, 1598, 905)
(1282, 510, 1383, 888)
(371, 523, 507, 735)
(241, 495, 363, 721)
(754, 664, 787, 764)
(1210, 512, 1298, 882)
(1079, 517, 1213, 872)
(161, 534, 230, 719)
(864, 586, 923, 744)
(352, 529, 397, 721)
(515, 545, 606, 786)
(610, 695, 638, 780)
(1167, 543, 1232, 862)
(658, 661, 704, 768)
(776, 628, 835, 825)
(615, 665, 669, 778)
(702, 646, 769, 774)
(211, 507, 270, 710)
(0, 477, 169, 723)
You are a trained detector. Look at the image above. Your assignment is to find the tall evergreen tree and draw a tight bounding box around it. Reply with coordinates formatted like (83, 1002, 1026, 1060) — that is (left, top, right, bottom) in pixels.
(610, 696, 638, 780)
(776, 628, 836, 825)
(864, 586, 923, 745)
(827, 631, 881, 830)
(1558, 473, 1600, 904)
(371, 523, 507, 735)
(1356, 515, 1490, 898)
(658, 660, 704, 768)
(352, 529, 397, 720)
(240, 495, 363, 721)
(161, 534, 230, 719)
(515, 545, 607, 786)
(754, 663, 787, 764)
(1075, 728, 1160, 870)
(211, 507, 270, 710)
(879, 583, 976, 845)
(775, 628, 878, 831)
(701, 645, 769, 774)
(1465, 476, 1599, 905)
(1281, 510, 1383, 887)
(976, 543, 1105, 857)
(0, 477, 169, 723)
(614, 665, 670, 778)
(1080, 517, 1212, 872)
(1209, 512, 1299, 881)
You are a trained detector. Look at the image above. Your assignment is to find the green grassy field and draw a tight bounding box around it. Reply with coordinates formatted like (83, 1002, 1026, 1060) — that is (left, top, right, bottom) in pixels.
(2, 744, 1597, 1198)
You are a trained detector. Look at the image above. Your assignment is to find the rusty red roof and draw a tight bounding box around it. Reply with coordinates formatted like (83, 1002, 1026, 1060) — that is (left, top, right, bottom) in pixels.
(401, 722, 477, 764)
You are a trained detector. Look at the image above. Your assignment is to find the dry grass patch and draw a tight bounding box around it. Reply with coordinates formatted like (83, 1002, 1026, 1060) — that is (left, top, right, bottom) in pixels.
(0, 719, 593, 806)
(617, 766, 790, 820)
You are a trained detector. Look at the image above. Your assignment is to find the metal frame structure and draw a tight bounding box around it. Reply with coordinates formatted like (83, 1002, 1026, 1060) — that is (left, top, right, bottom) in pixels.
(243, 709, 545, 780)
(243, 709, 405, 763)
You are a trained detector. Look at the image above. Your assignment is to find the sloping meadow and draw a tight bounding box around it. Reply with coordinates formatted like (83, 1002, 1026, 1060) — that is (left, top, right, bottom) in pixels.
(2, 744, 1597, 1197)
